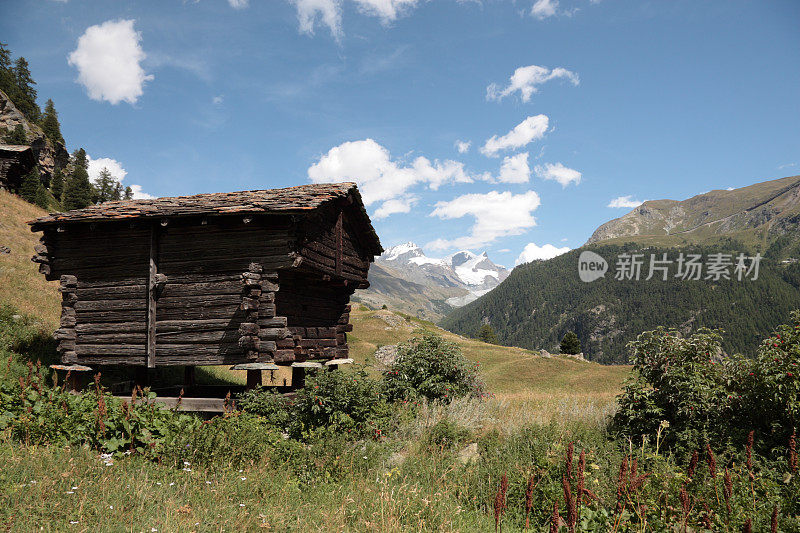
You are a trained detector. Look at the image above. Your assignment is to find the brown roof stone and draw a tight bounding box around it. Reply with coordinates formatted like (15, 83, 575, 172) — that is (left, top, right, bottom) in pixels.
(29, 182, 382, 253)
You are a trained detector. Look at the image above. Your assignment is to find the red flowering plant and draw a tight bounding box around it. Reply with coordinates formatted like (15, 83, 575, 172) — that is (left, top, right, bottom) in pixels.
(736, 310, 800, 448)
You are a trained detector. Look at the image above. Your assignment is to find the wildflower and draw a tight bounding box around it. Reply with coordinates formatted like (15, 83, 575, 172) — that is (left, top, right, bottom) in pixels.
(772, 506, 778, 533)
(789, 429, 797, 474)
(240, 477, 247, 481)
(705, 444, 717, 478)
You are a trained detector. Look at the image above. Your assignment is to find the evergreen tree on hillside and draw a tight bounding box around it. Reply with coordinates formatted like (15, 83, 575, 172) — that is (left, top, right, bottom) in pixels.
(10, 57, 40, 122)
(62, 149, 93, 210)
(560, 331, 581, 355)
(3, 124, 27, 144)
(50, 168, 64, 201)
(34, 183, 49, 210)
(0, 42, 13, 96)
(41, 99, 63, 144)
(477, 323, 499, 344)
(20, 170, 40, 204)
(93, 167, 122, 203)
(124, 186, 134, 200)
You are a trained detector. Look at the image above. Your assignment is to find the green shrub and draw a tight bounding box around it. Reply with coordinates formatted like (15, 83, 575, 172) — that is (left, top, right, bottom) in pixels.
(382, 331, 485, 403)
(613, 311, 800, 455)
(0, 305, 58, 366)
(290, 367, 395, 440)
(237, 387, 292, 430)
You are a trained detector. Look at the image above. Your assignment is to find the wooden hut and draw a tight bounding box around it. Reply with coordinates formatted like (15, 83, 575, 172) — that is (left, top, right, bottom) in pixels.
(0, 144, 36, 191)
(29, 183, 382, 389)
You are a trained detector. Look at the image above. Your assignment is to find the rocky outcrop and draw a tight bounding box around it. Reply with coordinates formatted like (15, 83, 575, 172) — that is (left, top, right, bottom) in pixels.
(0, 89, 68, 182)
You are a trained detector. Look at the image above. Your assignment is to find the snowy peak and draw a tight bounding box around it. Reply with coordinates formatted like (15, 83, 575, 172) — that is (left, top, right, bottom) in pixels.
(375, 243, 509, 307)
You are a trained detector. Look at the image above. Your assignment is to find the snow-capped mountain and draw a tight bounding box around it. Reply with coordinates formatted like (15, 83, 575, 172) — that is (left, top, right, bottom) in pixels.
(377, 242, 509, 306)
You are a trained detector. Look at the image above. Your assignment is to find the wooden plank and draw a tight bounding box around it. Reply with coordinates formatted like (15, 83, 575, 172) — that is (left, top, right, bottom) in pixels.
(76, 322, 147, 334)
(146, 225, 158, 368)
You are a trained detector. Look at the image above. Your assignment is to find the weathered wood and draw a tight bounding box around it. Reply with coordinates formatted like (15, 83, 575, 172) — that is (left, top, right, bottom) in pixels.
(146, 225, 158, 368)
(76, 322, 147, 334)
(156, 330, 241, 344)
(76, 344, 147, 356)
(257, 340, 277, 352)
(257, 316, 288, 328)
(79, 333, 147, 344)
(273, 349, 295, 363)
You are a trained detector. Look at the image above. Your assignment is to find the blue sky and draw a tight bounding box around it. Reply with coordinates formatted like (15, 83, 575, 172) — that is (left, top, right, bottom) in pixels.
(2, 0, 798, 267)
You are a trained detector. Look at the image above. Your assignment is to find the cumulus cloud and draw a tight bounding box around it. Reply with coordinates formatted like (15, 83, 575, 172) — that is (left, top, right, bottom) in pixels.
(128, 185, 154, 199)
(531, 0, 558, 19)
(534, 162, 581, 187)
(497, 153, 531, 183)
(608, 195, 646, 208)
(87, 155, 152, 199)
(487, 64, 579, 102)
(455, 140, 471, 154)
(308, 138, 473, 218)
(515, 242, 570, 265)
(212, 95, 224, 105)
(480, 115, 549, 157)
(373, 196, 416, 219)
(68, 19, 153, 105)
(427, 190, 541, 250)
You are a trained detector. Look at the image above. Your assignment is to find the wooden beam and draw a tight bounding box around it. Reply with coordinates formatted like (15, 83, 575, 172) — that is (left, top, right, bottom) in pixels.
(335, 210, 343, 277)
(146, 225, 158, 368)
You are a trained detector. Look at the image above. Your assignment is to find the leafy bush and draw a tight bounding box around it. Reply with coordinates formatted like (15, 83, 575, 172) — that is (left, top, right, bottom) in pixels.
(290, 367, 395, 440)
(237, 387, 292, 430)
(425, 418, 471, 449)
(382, 331, 485, 403)
(613, 311, 800, 455)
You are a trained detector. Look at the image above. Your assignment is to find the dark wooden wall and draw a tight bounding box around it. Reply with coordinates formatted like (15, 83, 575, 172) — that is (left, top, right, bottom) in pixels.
(38, 208, 372, 368)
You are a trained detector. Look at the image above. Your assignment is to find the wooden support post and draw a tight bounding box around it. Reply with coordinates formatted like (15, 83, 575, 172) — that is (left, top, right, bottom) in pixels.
(335, 211, 343, 277)
(184, 366, 196, 389)
(146, 225, 159, 368)
(246, 370, 262, 389)
(291, 366, 306, 391)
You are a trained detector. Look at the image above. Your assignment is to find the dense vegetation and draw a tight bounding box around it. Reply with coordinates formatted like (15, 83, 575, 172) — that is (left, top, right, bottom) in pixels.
(1, 303, 798, 530)
(442, 241, 800, 363)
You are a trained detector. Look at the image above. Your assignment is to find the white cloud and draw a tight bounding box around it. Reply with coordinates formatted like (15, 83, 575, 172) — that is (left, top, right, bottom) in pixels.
(87, 157, 127, 183)
(68, 19, 153, 105)
(427, 190, 541, 250)
(87, 155, 152, 199)
(129, 184, 154, 200)
(515, 242, 570, 265)
(487, 64, 579, 102)
(292, 0, 343, 40)
(373, 196, 416, 219)
(213, 95, 224, 105)
(455, 140, 471, 154)
(534, 162, 581, 187)
(778, 162, 797, 170)
(228, 0, 249, 8)
(308, 138, 472, 209)
(352, 0, 418, 23)
(608, 195, 646, 208)
(481, 115, 549, 157)
(531, 0, 558, 19)
(497, 152, 531, 183)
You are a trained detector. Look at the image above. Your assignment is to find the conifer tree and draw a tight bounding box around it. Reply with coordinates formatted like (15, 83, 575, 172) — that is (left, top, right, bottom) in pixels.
(3, 124, 27, 144)
(0, 42, 14, 96)
(41, 99, 64, 144)
(477, 323, 499, 344)
(11, 57, 40, 122)
(34, 184, 49, 210)
(20, 170, 39, 203)
(124, 186, 134, 200)
(93, 167, 122, 203)
(50, 168, 64, 201)
(560, 331, 581, 355)
(62, 149, 93, 210)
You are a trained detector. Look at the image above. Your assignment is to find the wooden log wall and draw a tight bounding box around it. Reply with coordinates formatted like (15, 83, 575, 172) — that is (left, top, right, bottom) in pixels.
(298, 209, 372, 287)
(275, 271, 352, 362)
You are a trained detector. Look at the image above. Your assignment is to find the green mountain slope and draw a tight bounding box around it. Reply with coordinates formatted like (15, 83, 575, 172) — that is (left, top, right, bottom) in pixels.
(442, 176, 800, 364)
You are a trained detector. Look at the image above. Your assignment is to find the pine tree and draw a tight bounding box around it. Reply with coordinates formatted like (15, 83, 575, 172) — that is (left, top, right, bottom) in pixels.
(124, 186, 133, 200)
(93, 167, 123, 203)
(477, 323, 499, 344)
(0, 42, 13, 96)
(62, 149, 93, 210)
(41, 99, 64, 144)
(34, 184, 49, 210)
(50, 168, 64, 201)
(3, 124, 27, 144)
(20, 170, 39, 203)
(11, 57, 40, 122)
(560, 331, 581, 355)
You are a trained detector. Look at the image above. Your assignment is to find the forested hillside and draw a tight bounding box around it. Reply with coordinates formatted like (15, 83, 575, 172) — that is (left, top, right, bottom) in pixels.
(441, 239, 800, 364)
